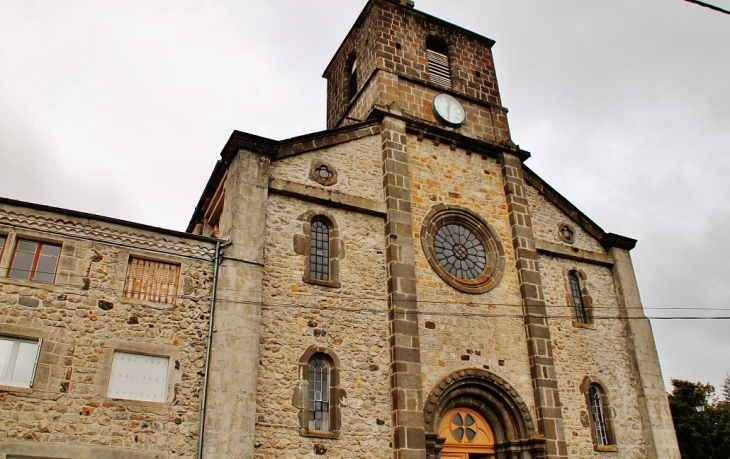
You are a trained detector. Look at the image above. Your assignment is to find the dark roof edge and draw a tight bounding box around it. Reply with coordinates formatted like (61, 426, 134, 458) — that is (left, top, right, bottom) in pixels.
(322, 0, 496, 78)
(277, 119, 381, 152)
(366, 107, 530, 161)
(187, 120, 382, 231)
(521, 166, 637, 251)
(0, 196, 221, 244)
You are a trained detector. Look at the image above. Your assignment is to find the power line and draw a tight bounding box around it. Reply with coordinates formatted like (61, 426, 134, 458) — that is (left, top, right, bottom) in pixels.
(684, 0, 730, 15)
(5, 270, 730, 317)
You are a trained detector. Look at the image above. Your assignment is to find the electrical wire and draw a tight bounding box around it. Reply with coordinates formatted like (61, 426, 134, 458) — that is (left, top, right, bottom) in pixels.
(684, 0, 730, 15)
(7, 268, 730, 313)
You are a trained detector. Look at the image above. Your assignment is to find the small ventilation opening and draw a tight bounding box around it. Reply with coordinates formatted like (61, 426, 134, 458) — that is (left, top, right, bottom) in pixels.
(348, 54, 358, 100)
(426, 36, 451, 88)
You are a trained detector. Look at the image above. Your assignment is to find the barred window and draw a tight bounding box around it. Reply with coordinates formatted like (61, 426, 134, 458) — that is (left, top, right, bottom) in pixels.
(427, 36, 451, 88)
(569, 272, 587, 324)
(308, 356, 330, 431)
(589, 385, 609, 446)
(124, 257, 180, 305)
(310, 220, 330, 281)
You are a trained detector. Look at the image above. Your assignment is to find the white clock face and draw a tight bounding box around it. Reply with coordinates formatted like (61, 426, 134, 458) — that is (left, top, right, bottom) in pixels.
(432, 93, 466, 127)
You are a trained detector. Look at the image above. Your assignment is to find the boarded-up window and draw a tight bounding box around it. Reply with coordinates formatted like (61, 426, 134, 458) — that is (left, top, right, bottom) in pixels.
(124, 257, 180, 304)
(107, 351, 169, 402)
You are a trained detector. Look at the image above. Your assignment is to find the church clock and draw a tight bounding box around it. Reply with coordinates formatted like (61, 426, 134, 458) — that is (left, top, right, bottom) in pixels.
(431, 93, 466, 127)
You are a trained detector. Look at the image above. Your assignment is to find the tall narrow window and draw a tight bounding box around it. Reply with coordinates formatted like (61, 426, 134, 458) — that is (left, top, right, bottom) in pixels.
(310, 219, 330, 281)
(569, 271, 587, 324)
(308, 356, 330, 431)
(427, 36, 451, 88)
(589, 385, 609, 446)
(9, 239, 61, 283)
(348, 56, 358, 100)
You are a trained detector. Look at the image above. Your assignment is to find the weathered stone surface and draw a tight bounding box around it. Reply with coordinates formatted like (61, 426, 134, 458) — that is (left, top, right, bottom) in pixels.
(0, 204, 216, 458)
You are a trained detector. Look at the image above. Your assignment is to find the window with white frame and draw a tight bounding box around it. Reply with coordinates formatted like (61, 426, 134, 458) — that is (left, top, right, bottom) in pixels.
(107, 351, 169, 402)
(0, 336, 42, 388)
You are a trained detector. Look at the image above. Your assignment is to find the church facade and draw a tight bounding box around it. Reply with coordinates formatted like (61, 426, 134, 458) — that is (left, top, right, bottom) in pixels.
(0, 1, 679, 458)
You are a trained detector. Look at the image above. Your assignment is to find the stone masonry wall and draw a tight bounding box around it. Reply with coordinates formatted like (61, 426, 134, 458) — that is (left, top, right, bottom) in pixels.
(325, 3, 381, 129)
(269, 135, 383, 202)
(540, 255, 647, 458)
(326, 1, 506, 132)
(254, 192, 391, 458)
(405, 135, 537, 418)
(524, 184, 605, 254)
(0, 204, 216, 458)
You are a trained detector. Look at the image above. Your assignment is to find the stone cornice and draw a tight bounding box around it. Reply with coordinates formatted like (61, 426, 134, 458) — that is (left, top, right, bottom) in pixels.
(0, 207, 217, 261)
(535, 240, 615, 267)
(269, 178, 386, 217)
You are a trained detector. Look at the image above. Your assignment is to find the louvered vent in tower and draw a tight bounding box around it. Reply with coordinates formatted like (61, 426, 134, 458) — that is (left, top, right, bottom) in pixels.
(427, 48, 451, 88)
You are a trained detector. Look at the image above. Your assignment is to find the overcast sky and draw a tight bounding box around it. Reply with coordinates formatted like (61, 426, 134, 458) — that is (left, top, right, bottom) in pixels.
(1, 0, 729, 393)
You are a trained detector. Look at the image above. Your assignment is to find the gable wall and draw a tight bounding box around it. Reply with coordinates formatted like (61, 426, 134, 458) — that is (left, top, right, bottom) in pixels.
(525, 182, 606, 254)
(269, 135, 383, 202)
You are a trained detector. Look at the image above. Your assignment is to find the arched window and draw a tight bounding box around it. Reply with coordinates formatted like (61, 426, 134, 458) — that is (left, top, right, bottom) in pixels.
(569, 271, 587, 324)
(426, 36, 451, 88)
(589, 384, 610, 446)
(294, 212, 341, 288)
(310, 219, 330, 281)
(308, 356, 330, 431)
(297, 347, 341, 438)
(348, 54, 358, 100)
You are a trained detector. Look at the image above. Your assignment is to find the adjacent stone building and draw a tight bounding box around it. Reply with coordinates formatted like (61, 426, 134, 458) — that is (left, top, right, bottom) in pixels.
(0, 198, 219, 459)
(1, 0, 680, 458)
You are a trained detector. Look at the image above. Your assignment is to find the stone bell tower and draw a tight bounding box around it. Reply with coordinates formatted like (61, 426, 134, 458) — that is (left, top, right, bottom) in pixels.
(323, 0, 512, 147)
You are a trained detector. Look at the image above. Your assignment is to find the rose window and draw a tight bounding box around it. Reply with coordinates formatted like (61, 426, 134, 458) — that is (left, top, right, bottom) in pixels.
(420, 205, 505, 294)
(434, 224, 486, 280)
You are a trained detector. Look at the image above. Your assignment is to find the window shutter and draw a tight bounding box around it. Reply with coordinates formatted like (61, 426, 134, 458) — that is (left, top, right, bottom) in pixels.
(124, 258, 180, 304)
(28, 338, 42, 387)
(427, 49, 452, 88)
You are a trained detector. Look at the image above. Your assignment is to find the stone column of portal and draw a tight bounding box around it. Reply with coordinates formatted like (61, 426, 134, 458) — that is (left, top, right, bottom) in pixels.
(380, 116, 426, 459)
(500, 152, 568, 459)
(609, 247, 681, 459)
(202, 150, 270, 459)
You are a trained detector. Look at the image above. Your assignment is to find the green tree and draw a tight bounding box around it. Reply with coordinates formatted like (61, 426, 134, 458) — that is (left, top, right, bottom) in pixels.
(668, 377, 730, 459)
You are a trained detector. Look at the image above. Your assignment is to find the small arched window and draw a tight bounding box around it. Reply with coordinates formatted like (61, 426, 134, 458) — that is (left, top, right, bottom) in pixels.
(589, 384, 610, 446)
(294, 212, 342, 288)
(426, 36, 451, 88)
(310, 219, 330, 281)
(308, 356, 330, 431)
(348, 55, 358, 100)
(298, 347, 341, 438)
(569, 271, 587, 324)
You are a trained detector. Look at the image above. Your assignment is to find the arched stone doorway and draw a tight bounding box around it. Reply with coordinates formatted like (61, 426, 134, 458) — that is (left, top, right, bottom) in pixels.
(424, 369, 547, 459)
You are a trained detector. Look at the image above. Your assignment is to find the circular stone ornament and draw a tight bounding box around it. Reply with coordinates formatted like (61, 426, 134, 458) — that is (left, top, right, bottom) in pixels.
(557, 222, 576, 244)
(421, 204, 505, 294)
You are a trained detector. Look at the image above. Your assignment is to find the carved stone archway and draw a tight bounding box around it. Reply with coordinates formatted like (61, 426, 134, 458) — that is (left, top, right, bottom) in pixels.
(424, 368, 547, 459)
